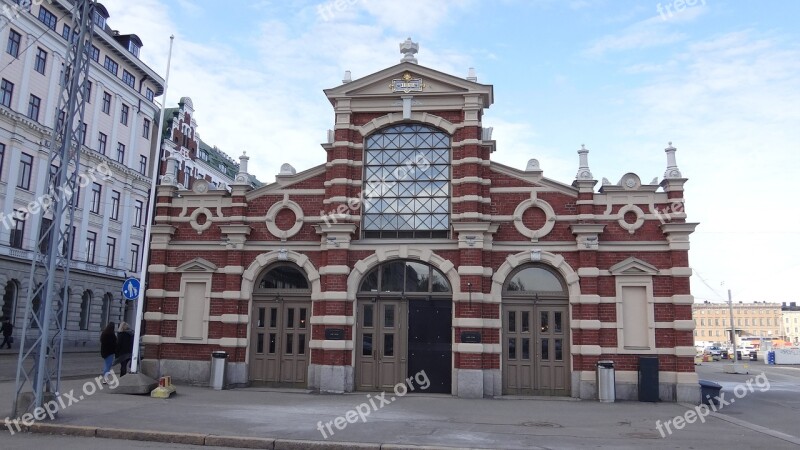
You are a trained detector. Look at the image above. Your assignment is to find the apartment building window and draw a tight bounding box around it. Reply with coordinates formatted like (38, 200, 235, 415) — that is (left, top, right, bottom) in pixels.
(106, 237, 116, 268)
(103, 56, 118, 76)
(79, 122, 87, 145)
(38, 6, 58, 30)
(120, 104, 129, 125)
(90, 182, 102, 214)
(85, 80, 91, 102)
(38, 218, 52, 253)
(61, 23, 71, 41)
(139, 155, 147, 175)
(62, 226, 75, 258)
(0, 143, 5, 180)
(116, 142, 125, 163)
(130, 243, 139, 272)
(102, 91, 111, 114)
(1, 79, 14, 108)
(18, 152, 33, 190)
(89, 45, 99, 62)
(79, 291, 91, 330)
(96, 132, 107, 155)
(122, 70, 135, 88)
(34, 47, 47, 74)
(110, 190, 120, 220)
(199, 149, 209, 161)
(86, 231, 96, 263)
(93, 10, 106, 28)
(127, 41, 140, 58)
(7, 30, 21, 57)
(142, 118, 151, 138)
(134, 200, 143, 228)
(27, 94, 41, 122)
(10, 211, 24, 249)
(145, 88, 154, 102)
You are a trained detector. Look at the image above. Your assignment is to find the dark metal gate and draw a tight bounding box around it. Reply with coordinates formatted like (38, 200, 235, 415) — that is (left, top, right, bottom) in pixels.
(408, 299, 451, 394)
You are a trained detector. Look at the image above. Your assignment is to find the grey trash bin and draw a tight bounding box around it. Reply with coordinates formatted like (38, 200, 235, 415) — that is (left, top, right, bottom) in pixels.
(597, 360, 615, 403)
(209, 351, 227, 390)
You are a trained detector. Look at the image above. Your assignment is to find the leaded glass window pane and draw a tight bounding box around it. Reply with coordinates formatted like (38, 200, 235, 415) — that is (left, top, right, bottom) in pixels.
(363, 124, 450, 239)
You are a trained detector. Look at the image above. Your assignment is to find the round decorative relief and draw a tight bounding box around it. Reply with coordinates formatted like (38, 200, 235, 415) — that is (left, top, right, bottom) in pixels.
(513, 196, 556, 241)
(189, 207, 213, 234)
(265, 199, 304, 240)
(617, 204, 644, 234)
(621, 173, 641, 190)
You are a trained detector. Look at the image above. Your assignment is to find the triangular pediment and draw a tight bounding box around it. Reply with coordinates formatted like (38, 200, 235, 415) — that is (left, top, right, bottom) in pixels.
(177, 257, 218, 273)
(609, 257, 659, 276)
(325, 62, 493, 107)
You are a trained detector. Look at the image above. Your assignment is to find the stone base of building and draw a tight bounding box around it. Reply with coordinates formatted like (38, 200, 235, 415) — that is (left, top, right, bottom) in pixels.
(451, 368, 501, 398)
(307, 364, 354, 393)
(575, 378, 700, 402)
(141, 358, 248, 388)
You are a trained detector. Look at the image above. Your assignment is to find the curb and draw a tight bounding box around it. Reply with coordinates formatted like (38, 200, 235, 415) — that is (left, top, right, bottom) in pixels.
(17, 423, 494, 450)
(678, 402, 800, 446)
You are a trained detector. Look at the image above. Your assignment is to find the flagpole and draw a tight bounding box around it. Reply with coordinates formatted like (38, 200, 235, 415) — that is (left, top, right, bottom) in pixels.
(131, 34, 174, 374)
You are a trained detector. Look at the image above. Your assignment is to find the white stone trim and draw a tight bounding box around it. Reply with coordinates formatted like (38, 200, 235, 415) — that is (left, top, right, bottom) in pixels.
(325, 159, 363, 168)
(188, 207, 214, 234)
(452, 318, 501, 328)
(357, 111, 457, 136)
(452, 195, 491, 204)
(176, 273, 212, 343)
(309, 340, 354, 350)
(452, 157, 491, 166)
(310, 315, 355, 326)
(573, 320, 602, 330)
(617, 204, 645, 234)
(452, 176, 491, 186)
(323, 178, 363, 187)
(220, 314, 249, 324)
(241, 250, 321, 300)
(571, 345, 602, 355)
(615, 275, 656, 353)
(512, 191, 556, 242)
(453, 343, 501, 354)
(456, 266, 493, 277)
(319, 265, 351, 275)
(265, 195, 304, 240)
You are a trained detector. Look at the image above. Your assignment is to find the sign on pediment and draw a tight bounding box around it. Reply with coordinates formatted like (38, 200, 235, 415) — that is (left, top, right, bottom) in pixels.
(391, 72, 425, 93)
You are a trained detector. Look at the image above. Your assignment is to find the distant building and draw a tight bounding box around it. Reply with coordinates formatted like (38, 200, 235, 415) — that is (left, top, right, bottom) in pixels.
(159, 97, 259, 190)
(692, 301, 782, 343)
(781, 302, 800, 345)
(0, 1, 164, 345)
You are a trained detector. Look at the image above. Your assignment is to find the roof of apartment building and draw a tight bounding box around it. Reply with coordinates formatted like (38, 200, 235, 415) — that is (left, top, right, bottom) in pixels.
(161, 107, 261, 187)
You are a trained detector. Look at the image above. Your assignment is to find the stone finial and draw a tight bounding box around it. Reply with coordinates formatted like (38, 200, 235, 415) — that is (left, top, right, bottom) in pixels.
(576, 144, 593, 180)
(160, 154, 179, 186)
(467, 67, 477, 82)
(342, 70, 352, 84)
(279, 163, 297, 176)
(664, 141, 682, 179)
(526, 159, 541, 171)
(400, 37, 418, 64)
(232, 151, 251, 185)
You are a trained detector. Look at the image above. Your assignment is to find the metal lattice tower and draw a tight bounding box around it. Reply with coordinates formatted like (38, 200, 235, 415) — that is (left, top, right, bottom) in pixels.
(13, 0, 95, 417)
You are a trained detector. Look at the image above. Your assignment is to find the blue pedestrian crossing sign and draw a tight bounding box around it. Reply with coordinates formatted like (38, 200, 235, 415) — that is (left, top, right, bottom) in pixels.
(122, 278, 141, 300)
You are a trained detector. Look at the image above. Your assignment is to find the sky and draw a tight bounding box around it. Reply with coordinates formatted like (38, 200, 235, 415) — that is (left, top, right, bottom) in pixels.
(99, 0, 800, 305)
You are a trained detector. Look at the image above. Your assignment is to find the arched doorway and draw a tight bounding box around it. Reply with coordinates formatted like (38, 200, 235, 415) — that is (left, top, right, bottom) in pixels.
(249, 264, 311, 386)
(502, 264, 570, 395)
(356, 260, 452, 393)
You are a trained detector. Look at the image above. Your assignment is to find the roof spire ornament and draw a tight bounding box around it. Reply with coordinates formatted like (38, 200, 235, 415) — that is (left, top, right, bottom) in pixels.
(576, 144, 593, 180)
(400, 37, 418, 64)
(663, 141, 682, 179)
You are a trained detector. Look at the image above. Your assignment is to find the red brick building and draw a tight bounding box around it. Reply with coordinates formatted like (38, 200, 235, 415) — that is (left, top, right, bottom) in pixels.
(142, 41, 699, 402)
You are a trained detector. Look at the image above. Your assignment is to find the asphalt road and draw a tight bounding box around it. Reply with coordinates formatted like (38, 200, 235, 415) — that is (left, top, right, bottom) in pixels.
(695, 360, 800, 438)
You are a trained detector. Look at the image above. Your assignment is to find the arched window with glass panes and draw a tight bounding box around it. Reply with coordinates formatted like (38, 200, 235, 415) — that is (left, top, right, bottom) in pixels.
(362, 124, 450, 239)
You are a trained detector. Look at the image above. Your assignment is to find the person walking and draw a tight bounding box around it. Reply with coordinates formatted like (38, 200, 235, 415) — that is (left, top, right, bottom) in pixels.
(100, 322, 117, 383)
(1, 319, 13, 349)
(116, 322, 134, 377)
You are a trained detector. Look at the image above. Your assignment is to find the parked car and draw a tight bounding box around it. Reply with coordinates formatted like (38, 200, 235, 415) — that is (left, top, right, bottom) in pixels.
(705, 346, 723, 361)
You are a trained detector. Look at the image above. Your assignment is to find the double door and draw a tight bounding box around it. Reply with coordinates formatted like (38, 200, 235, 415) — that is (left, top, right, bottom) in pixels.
(355, 298, 452, 393)
(249, 300, 309, 386)
(503, 303, 569, 395)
